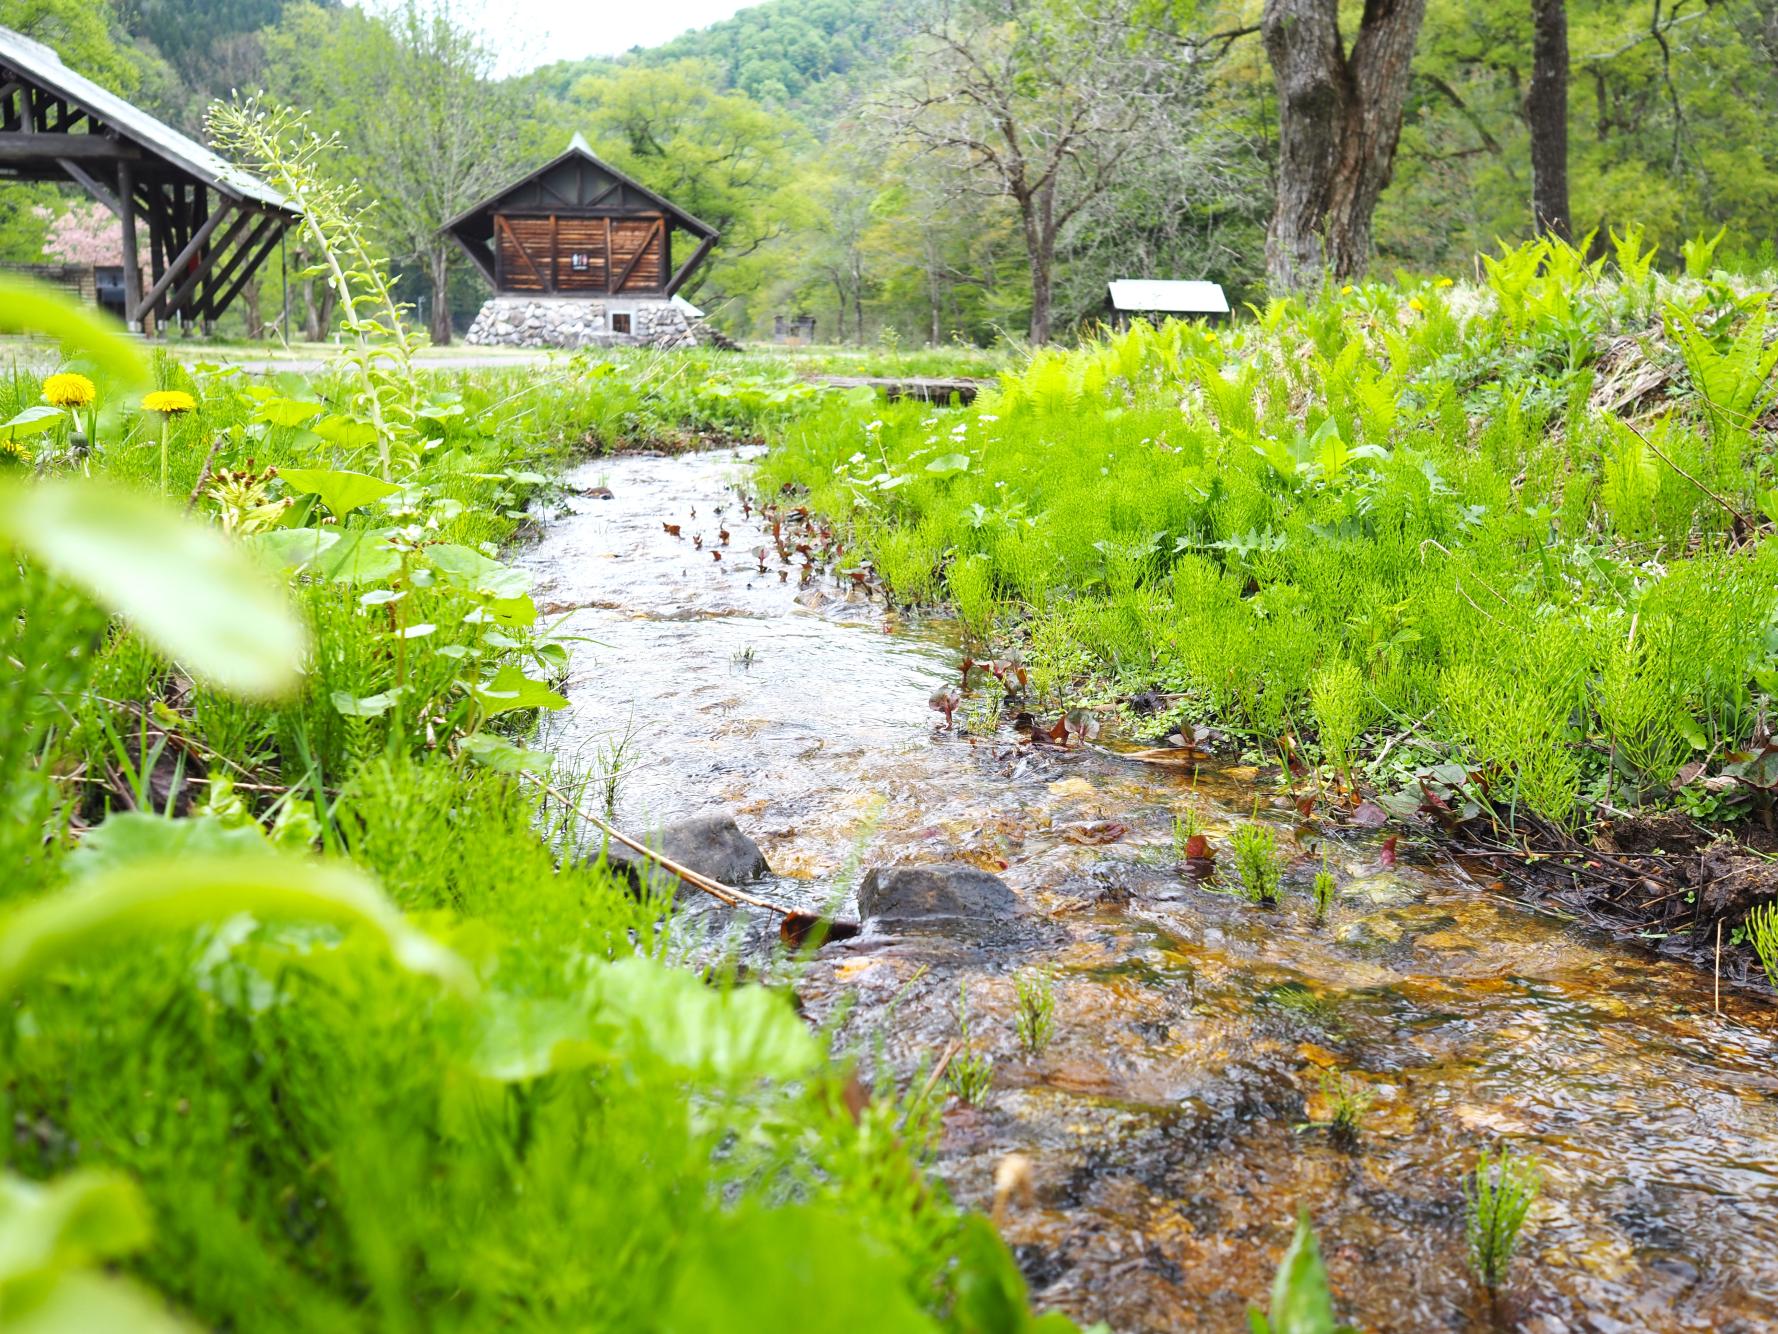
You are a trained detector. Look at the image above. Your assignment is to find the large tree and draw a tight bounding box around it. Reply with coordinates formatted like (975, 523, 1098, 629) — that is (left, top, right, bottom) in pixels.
(878, 0, 1208, 343)
(1527, 0, 1570, 239)
(1260, 0, 1428, 291)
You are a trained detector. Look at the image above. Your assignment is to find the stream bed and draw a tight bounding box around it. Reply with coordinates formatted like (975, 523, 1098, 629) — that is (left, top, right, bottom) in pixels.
(527, 448, 1778, 1333)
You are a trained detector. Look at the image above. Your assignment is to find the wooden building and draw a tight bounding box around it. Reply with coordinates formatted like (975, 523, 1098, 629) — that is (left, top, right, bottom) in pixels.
(0, 26, 299, 333)
(444, 134, 717, 303)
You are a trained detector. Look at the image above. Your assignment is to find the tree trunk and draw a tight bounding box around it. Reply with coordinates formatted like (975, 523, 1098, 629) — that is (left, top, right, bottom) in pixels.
(1261, 0, 1429, 292)
(1020, 186, 1057, 343)
(241, 273, 266, 340)
(429, 245, 454, 346)
(1527, 0, 1571, 240)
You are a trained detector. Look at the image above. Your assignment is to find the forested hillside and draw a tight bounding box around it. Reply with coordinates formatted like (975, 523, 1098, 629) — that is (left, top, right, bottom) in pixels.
(3, 0, 1774, 343)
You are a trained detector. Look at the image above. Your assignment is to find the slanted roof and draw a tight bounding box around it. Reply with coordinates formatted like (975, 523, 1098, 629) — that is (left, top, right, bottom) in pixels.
(0, 27, 292, 212)
(441, 136, 716, 240)
(1108, 279, 1230, 315)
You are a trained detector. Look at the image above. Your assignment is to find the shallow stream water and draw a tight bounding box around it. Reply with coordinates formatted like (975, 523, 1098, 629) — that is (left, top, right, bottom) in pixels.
(527, 448, 1778, 1333)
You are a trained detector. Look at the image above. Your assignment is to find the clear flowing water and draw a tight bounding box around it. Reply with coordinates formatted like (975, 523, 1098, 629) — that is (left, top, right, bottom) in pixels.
(527, 448, 1778, 1334)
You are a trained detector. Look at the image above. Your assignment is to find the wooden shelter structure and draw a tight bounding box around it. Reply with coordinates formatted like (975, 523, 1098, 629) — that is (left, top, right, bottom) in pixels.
(0, 26, 298, 333)
(443, 134, 717, 301)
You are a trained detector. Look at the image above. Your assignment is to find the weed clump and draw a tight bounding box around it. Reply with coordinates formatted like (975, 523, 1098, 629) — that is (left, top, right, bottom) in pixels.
(1232, 821, 1285, 904)
(1464, 1144, 1543, 1293)
(1014, 967, 1056, 1056)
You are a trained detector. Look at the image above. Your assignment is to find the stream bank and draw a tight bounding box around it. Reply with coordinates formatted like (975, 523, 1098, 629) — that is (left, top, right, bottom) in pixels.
(528, 447, 1778, 1333)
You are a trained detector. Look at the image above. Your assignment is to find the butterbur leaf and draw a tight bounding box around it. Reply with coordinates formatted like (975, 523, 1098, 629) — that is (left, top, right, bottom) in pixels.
(425, 543, 531, 597)
(926, 453, 971, 475)
(248, 526, 339, 571)
(311, 528, 401, 584)
(458, 732, 550, 773)
(2, 405, 65, 438)
(0, 851, 476, 997)
(331, 689, 400, 718)
(311, 414, 380, 449)
(476, 664, 566, 717)
(68, 813, 267, 878)
(251, 397, 324, 428)
(278, 468, 401, 516)
(659, 1204, 930, 1334)
(0, 480, 305, 698)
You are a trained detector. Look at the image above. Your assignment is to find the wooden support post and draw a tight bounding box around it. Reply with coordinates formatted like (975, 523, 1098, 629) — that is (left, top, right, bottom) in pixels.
(209, 218, 285, 320)
(664, 231, 716, 297)
(602, 217, 612, 293)
(550, 213, 559, 293)
(118, 159, 141, 331)
(137, 198, 232, 327)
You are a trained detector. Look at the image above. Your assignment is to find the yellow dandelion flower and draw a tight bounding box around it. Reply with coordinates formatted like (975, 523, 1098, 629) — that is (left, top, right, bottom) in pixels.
(142, 389, 197, 415)
(1340, 284, 1354, 295)
(1436, 277, 1454, 288)
(43, 372, 96, 408)
(1408, 297, 1425, 313)
(1, 437, 29, 462)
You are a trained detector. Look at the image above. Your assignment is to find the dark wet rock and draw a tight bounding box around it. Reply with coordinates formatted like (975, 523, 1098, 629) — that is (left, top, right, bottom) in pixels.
(857, 865, 1019, 935)
(606, 814, 769, 894)
(1697, 838, 1778, 918)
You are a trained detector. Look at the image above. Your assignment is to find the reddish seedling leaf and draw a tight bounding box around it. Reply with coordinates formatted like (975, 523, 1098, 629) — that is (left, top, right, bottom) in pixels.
(719, 528, 731, 544)
(1184, 833, 1214, 861)
(1350, 800, 1389, 828)
(1379, 834, 1398, 867)
(662, 522, 681, 537)
(930, 683, 963, 728)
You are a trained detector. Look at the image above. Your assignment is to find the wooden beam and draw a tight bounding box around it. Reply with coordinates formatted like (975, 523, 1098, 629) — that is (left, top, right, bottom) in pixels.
(118, 159, 142, 330)
(494, 214, 544, 287)
(0, 132, 139, 161)
(137, 197, 232, 323)
(664, 232, 715, 297)
(208, 217, 285, 320)
(611, 217, 662, 293)
(549, 213, 559, 293)
(459, 236, 495, 287)
(58, 157, 120, 215)
(187, 206, 259, 317)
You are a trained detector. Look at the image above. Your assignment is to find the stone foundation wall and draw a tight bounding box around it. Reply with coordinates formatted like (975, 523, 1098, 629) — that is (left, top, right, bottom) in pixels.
(464, 297, 701, 349)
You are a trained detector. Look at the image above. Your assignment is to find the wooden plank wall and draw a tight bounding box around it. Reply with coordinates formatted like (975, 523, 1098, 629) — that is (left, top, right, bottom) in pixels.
(495, 213, 665, 295)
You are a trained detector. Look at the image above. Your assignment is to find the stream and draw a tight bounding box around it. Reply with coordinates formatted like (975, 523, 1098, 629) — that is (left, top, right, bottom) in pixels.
(526, 447, 1778, 1333)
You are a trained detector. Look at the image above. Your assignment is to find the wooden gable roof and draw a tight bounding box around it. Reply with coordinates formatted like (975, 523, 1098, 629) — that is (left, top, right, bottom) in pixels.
(443, 134, 717, 298)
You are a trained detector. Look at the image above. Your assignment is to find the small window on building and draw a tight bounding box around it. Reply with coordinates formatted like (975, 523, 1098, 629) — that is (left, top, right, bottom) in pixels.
(571, 252, 588, 272)
(612, 312, 632, 335)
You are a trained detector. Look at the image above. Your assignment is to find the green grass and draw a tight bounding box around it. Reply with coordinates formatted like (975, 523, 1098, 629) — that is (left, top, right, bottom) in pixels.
(756, 234, 1778, 837)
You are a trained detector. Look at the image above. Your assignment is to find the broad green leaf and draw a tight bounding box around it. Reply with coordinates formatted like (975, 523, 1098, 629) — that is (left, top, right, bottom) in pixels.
(312, 415, 380, 450)
(926, 453, 971, 475)
(458, 732, 551, 773)
(0, 852, 475, 997)
(4, 1270, 193, 1334)
(311, 528, 401, 584)
(0, 1169, 151, 1284)
(2, 405, 65, 439)
(278, 468, 400, 516)
(247, 526, 339, 571)
(425, 543, 531, 598)
(486, 593, 537, 628)
(251, 397, 324, 428)
(0, 274, 147, 387)
(475, 664, 567, 717)
(0, 480, 306, 698)
(68, 813, 267, 879)
(331, 689, 401, 718)
(659, 1205, 929, 1334)
(472, 959, 818, 1084)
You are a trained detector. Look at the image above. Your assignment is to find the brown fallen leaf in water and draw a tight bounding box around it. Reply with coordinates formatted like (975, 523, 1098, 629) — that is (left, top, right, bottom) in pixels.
(1123, 746, 1209, 767)
(711, 550, 722, 561)
(662, 522, 681, 537)
(1183, 833, 1214, 861)
(779, 912, 861, 949)
(719, 527, 730, 544)
(1064, 820, 1129, 845)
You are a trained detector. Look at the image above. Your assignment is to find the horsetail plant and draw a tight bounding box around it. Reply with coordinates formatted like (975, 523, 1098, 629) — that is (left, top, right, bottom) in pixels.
(1463, 1144, 1543, 1294)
